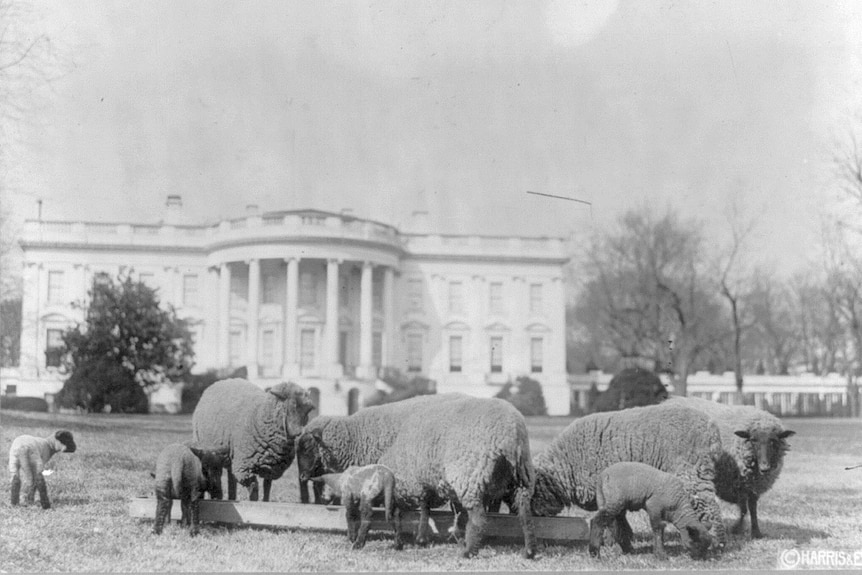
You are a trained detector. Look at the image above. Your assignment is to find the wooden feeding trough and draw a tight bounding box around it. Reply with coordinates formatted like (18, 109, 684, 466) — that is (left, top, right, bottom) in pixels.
(128, 498, 588, 544)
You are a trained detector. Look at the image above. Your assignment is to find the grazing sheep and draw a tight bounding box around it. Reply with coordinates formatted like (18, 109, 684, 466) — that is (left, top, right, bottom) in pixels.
(311, 465, 402, 550)
(593, 367, 669, 412)
(665, 395, 795, 538)
(152, 443, 229, 536)
(8, 430, 76, 509)
(192, 379, 314, 501)
(589, 462, 713, 559)
(297, 394, 537, 558)
(531, 402, 726, 548)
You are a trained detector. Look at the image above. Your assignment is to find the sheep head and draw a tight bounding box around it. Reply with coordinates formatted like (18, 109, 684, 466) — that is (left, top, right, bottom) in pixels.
(54, 430, 77, 453)
(734, 428, 795, 474)
(296, 427, 338, 481)
(267, 382, 315, 436)
(309, 473, 343, 505)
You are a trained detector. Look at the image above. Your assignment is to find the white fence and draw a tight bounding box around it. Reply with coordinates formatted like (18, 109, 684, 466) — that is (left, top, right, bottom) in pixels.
(568, 371, 860, 417)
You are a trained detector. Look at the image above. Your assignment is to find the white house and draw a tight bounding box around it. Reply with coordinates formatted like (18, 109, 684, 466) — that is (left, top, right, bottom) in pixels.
(7, 196, 570, 415)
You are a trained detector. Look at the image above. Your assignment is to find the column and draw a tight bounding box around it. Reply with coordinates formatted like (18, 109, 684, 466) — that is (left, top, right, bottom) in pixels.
(282, 257, 299, 378)
(357, 262, 374, 379)
(325, 259, 342, 377)
(247, 258, 260, 378)
(205, 266, 220, 370)
(218, 263, 231, 369)
(382, 267, 395, 368)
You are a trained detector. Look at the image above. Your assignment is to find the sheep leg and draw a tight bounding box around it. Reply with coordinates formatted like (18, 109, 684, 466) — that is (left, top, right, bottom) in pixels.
(10, 474, 21, 506)
(262, 478, 272, 502)
(227, 471, 238, 500)
(352, 498, 373, 550)
(650, 521, 667, 560)
(463, 506, 487, 558)
(35, 474, 51, 509)
(153, 491, 173, 535)
(247, 478, 260, 501)
(449, 500, 467, 543)
(25, 480, 36, 504)
(346, 499, 360, 543)
(616, 512, 634, 554)
(514, 486, 537, 559)
(299, 476, 310, 504)
(392, 506, 404, 550)
(748, 494, 763, 539)
(731, 497, 748, 535)
(589, 510, 615, 558)
(189, 499, 201, 537)
(415, 492, 433, 546)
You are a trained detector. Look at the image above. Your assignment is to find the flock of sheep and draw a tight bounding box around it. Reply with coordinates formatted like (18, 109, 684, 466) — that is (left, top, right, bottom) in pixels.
(8, 376, 796, 561)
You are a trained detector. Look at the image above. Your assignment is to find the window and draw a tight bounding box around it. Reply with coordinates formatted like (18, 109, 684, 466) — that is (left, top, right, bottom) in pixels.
(261, 329, 275, 367)
(372, 332, 383, 367)
(339, 275, 349, 308)
(407, 279, 423, 312)
(262, 273, 278, 304)
(182, 274, 198, 306)
(47, 271, 64, 303)
(138, 272, 155, 286)
(490, 336, 503, 373)
(300, 272, 317, 306)
(93, 272, 110, 287)
(45, 329, 64, 368)
(300, 329, 316, 372)
(489, 282, 503, 315)
(4, 384, 16, 396)
(531, 337, 543, 373)
(406, 334, 422, 372)
(229, 330, 242, 367)
(373, 279, 383, 311)
(449, 336, 462, 373)
(448, 281, 463, 315)
(529, 283, 543, 315)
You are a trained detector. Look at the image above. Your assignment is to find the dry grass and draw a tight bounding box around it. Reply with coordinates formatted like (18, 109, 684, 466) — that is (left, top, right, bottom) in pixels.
(1, 410, 860, 571)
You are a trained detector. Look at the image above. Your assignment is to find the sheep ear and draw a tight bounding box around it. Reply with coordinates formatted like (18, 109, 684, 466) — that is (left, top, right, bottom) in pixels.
(311, 427, 324, 441)
(267, 382, 294, 400)
(734, 430, 751, 440)
(779, 430, 795, 439)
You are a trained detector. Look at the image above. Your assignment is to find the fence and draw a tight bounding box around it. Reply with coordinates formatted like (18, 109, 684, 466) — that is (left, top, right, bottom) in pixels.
(568, 371, 861, 417)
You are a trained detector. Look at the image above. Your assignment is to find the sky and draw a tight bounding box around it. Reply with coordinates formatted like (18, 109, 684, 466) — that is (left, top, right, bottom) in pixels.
(4, 0, 862, 276)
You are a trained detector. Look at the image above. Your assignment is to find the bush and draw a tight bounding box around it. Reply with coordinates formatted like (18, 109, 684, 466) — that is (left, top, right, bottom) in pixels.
(495, 376, 547, 416)
(363, 367, 436, 407)
(181, 370, 221, 413)
(0, 396, 49, 412)
(56, 357, 149, 414)
(592, 367, 668, 412)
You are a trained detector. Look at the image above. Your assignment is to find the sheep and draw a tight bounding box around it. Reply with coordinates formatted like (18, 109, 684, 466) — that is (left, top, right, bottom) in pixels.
(589, 462, 713, 559)
(8, 430, 76, 509)
(530, 402, 727, 548)
(192, 378, 314, 501)
(311, 464, 403, 550)
(665, 395, 795, 539)
(152, 443, 230, 536)
(297, 394, 538, 559)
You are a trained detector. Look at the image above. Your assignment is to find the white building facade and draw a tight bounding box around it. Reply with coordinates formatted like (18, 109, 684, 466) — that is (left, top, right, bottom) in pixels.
(8, 198, 570, 415)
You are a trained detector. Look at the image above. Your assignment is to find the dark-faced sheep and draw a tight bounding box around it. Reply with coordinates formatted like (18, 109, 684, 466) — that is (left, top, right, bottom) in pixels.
(297, 394, 537, 558)
(152, 443, 229, 536)
(665, 395, 795, 538)
(531, 402, 726, 548)
(192, 379, 314, 501)
(312, 464, 402, 550)
(8, 430, 76, 509)
(589, 462, 713, 559)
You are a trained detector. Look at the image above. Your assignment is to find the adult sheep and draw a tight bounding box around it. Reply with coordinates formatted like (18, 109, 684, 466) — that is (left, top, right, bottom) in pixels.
(665, 395, 795, 539)
(192, 378, 314, 501)
(530, 402, 727, 549)
(297, 393, 537, 558)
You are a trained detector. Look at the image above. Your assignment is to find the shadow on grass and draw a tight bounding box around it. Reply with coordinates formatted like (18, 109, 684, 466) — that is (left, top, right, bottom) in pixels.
(754, 521, 831, 544)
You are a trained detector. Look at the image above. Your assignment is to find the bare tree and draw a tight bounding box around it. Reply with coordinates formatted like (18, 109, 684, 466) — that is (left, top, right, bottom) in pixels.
(574, 207, 728, 395)
(745, 268, 799, 375)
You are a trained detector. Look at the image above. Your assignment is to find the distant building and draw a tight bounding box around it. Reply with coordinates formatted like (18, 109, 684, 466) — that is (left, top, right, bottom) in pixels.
(8, 196, 570, 415)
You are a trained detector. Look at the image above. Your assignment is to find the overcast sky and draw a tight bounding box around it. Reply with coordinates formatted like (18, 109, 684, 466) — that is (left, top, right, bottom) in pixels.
(5, 0, 862, 275)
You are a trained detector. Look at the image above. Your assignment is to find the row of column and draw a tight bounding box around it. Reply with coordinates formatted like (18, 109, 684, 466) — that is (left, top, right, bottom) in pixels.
(215, 258, 394, 379)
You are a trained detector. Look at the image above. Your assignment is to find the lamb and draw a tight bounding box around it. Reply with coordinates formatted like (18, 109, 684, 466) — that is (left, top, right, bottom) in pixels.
(192, 378, 314, 501)
(152, 443, 230, 536)
(8, 430, 76, 509)
(297, 394, 537, 559)
(311, 464, 402, 550)
(530, 402, 726, 548)
(665, 395, 795, 538)
(589, 462, 713, 559)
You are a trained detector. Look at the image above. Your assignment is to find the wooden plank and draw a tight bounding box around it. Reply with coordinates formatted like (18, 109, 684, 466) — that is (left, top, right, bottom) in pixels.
(128, 498, 588, 543)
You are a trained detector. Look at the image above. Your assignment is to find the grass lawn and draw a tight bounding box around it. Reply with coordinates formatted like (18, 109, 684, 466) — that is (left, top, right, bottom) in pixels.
(1, 410, 861, 572)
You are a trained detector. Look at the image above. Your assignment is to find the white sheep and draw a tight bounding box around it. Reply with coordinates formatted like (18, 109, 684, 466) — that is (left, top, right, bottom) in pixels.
(665, 395, 795, 538)
(8, 430, 76, 509)
(192, 379, 314, 501)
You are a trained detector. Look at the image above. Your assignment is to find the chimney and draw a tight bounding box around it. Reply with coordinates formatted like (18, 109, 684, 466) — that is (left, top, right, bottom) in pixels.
(410, 209, 430, 234)
(164, 195, 183, 225)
